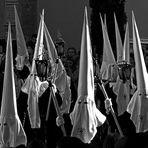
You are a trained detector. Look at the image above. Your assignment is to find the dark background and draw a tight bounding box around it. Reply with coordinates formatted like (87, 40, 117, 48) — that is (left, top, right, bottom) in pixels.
(38, 0, 148, 52)
(38, 0, 90, 52)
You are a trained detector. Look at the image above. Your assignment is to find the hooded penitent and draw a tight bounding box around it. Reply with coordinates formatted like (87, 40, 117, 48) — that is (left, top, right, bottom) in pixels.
(0, 23, 27, 147)
(100, 14, 117, 82)
(127, 12, 148, 133)
(113, 23, 132, 116)
(14, 5, 29, 70)
(70, 7, 106, 143)
(44, 22, 71, 114)
(21, 10, 48, 128)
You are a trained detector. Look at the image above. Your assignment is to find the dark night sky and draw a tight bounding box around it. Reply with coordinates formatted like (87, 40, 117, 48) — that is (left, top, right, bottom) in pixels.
(125, 0, 148, 39)
(38, 0, 148, 51)
(38, 0, 90, 51)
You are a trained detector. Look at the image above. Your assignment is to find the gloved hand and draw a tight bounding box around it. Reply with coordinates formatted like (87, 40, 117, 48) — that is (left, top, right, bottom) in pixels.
(56, 116, 65, 127)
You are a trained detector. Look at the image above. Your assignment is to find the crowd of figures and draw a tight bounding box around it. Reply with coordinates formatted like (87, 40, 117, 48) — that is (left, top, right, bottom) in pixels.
(0, 35, 80, 148)
(0, 31, 148, 148)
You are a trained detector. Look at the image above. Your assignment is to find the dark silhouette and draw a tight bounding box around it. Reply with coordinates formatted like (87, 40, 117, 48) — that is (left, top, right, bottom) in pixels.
(56, 136, 97, 148)
(27, 138, 48, 148)
(115, 130, 148, 148)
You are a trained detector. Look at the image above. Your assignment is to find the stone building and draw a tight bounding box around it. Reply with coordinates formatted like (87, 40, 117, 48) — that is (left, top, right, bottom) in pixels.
(0, 0, 38, 41)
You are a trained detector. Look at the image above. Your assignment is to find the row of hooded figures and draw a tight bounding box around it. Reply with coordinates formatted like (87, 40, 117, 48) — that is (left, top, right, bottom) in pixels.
(0, 6, 148, 148)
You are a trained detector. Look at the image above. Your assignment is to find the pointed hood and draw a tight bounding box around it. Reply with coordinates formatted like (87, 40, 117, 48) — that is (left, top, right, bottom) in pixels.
(100, 14, 116, 81)
(112, 23, 130, 94)
(1, 24, 17, 116)
(114, 13, 123, 62)
(38, 9, 44, 60)
(113, 22, 130, 93)
(44, 20, 71, 114)
(31, 9, 44, 74)
(127, 12, 148, 132)
(0, 23, 27, 147)
(77, 7, 94, 99)
(70, 7, 106, 143)
(44, 20, 65, 82)
(122, 23, 130, 63)
(104, 13, 107, 29)
(113, 23, 131, 116)
(22, 9, 69, 129)
(44, 22, 59, 79)
(14, 5, 28, 70)
(132, 12, 148, 91)
(21, 10, 46, 129)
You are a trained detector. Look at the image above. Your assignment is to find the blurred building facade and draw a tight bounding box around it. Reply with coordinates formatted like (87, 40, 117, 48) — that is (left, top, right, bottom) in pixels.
(0, 0, 38, 41)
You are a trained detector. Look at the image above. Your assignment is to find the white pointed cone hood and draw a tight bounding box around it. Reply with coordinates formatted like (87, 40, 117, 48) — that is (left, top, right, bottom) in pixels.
(38, 9, 44, 60)
(70, 7, 106, 143)
(114, 23, 131, 116)
(122, 23, 130, 63)
(44, 21, 71, 114)
(44, 21, 59, 79)
(77, 7, 94, 99)
(104, 14, 107, 29)
(132, 12, 148, 91)
(44, 19, 65, 78)
(22, 10, 45, 129)
(1, 24, 17, 117)
(31, 9, 44, 74)
(14, 5, 28, 56)
(114, 13, 123, 62)
(113, 23, 130, 92)
(0, 23, 27, 147)
(100, 14, 116, 81)
(14, 5, 28, 70)
(127, 12, 148, 133)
